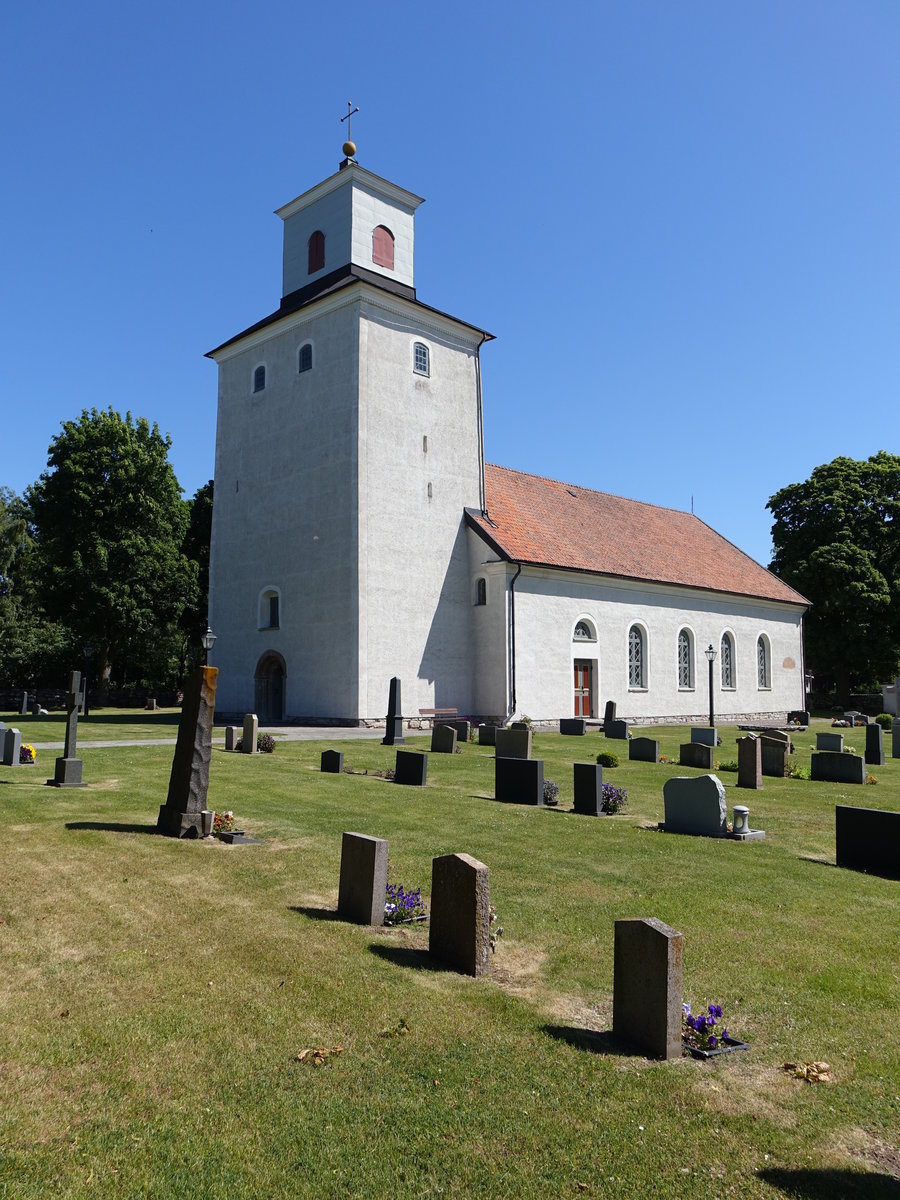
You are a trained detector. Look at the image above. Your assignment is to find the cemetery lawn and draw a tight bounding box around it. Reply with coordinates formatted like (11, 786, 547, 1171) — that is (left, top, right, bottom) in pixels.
(2, 723, 898, 1199)
(4, 708, 186, 743)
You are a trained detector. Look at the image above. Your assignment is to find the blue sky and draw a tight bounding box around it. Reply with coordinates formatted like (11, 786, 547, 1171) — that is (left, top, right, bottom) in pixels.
(2, 1, 897, 568)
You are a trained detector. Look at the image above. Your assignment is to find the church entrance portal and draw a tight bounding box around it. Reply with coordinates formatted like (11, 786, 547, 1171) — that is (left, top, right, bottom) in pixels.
(574, 660, 594, 718)
(254, 653, 286, 723)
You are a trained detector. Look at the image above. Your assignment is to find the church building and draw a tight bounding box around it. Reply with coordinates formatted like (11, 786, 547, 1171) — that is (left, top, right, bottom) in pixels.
(207, 145, 808, 725)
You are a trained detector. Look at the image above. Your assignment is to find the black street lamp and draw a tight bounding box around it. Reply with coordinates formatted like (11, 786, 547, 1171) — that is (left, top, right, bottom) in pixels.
(705, 643, 717, 729)
(200, 624, 217, 665)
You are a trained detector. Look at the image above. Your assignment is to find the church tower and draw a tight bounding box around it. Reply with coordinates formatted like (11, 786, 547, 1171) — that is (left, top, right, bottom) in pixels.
(207, 142, 493, 722)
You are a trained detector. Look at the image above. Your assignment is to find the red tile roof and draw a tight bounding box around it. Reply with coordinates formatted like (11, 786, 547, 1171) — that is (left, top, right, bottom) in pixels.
(468, 464, 808, 607)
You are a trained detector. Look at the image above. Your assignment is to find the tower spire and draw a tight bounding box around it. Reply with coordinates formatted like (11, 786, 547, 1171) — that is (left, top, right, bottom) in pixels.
(340, 100, 359, 169)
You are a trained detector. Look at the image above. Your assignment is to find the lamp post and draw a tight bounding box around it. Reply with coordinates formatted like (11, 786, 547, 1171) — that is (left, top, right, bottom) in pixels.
(200, 624, 217, 666)
(82, 644, 93, 718)
(705, 643, 717, 729)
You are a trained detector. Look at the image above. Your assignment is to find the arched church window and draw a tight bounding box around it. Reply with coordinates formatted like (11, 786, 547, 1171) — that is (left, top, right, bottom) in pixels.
(372, 225, 395, 269)
(757, 635, 771, 688)
(474, 578, 487, 606)
(721, 632, 735, 689)
(253, 364, 266, 393)
(677, 629, 693, 689)
(259, 587, 281, 630)
(573, 620, 595, 642)
(308, 230, 325, 274)
(413, 342, 430, 376)
(628, 625, 645, 688)
(298, 343, 313, 373)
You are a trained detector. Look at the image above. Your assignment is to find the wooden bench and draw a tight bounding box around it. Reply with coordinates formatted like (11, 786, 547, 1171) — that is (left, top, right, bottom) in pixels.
(418, 707, 459, 719)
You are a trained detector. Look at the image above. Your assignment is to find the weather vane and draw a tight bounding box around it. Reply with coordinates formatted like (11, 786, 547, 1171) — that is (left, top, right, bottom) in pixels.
(341, 100, 359, 160)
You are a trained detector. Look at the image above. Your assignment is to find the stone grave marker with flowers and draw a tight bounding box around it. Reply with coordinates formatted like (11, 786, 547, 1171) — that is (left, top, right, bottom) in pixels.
(810, 751, 866, 785)
(865, 723, 885, 766)
(495, 756, 544, 805)
(679, 741, 714, 770)
(629, 736, 659, 763)
(338, 832, 389, 925)
(573, 762, 603, 814)
(682, 1001, 749, 1058)
(737, 735, 763, 789)
(157, 665, 217, 838)
(395, 750, 427, 786)
(241, 713, 258, 754)
(2, 727, 22, 768)
(429, 852, 491, 977)
(612, 917, 683, 1060)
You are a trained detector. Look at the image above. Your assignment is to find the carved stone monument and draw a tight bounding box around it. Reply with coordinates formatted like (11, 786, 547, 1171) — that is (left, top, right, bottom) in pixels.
(46, 671, 87, 788)
(382, 676, 404, 745)
(19, 691, 28, 716)
(157, 666, 218, 837)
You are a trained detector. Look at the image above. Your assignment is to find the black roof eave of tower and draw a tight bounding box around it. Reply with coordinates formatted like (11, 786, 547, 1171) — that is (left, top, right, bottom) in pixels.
(206, 263, 494, 358)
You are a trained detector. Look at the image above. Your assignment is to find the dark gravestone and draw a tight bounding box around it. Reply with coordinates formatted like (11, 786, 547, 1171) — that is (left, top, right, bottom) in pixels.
(382, 677, 404, 745)
(47, 671, 86, 788)
(320, 749, 344, 773)
(810, 751, 866, 785)
(157, 666, 218, 837)
(337, 832, 389, 924)
(865, 723, 884, 767)
(788, 710, 810, 726)
(494, 727, 532, 759)
(835, 805, 900, 878)
(19, 692, 28, 716)
(429, 852, 491, 977)
(690, 727, 717, 747)
(560, 718, 586, 736)
(573, 762, 603, 815)
(817, 732, 844, 752)
(760, 737, 788, 778)
(629, 736, 659, 763)
(606, 719, 629, 740)
(224, 726, 240, 751)
(495, 756, 544, 805)
(2, 727, 22, 767)
(613, 918, 683, 1060)
(478, 724, 498, 746)
(662, 775, 728, 837)
(431, 724, 458, 754)
(395, 750, 427, 786)
(603, 700, 617, 732)
(679, 742, 714, 770)
(450, 720, 471, 743)
(737, 735, 762, 789)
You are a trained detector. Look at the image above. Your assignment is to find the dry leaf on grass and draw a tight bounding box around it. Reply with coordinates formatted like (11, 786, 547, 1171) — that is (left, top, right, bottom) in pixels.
(296, 1045, 345, 1066)
(782, 1060, 832, 1083)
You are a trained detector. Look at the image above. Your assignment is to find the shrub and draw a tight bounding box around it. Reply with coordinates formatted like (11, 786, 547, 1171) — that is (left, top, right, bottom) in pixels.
(596, 751, 619, 768)
(717, 759, 739, 772)
(543, 779, 559, 805)
(600, 782, 628, 813)
(875, 713, 893, 730)
(257, 733, 276, 753)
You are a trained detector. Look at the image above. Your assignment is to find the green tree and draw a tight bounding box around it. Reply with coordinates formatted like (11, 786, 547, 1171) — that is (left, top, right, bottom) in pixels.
(179, 479, 214, 676)
(26, 408, 197, 690)
(767, 452, 900, 704)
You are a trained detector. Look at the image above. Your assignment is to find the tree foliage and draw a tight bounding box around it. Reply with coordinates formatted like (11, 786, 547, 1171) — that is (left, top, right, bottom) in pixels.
(767, 452, 900, 702)
(26, 408, 198, 689)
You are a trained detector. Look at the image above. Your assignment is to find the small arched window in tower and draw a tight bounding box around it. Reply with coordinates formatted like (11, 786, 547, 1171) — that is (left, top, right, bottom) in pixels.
(259, 587, 281, 630)
(474, 578, 487, 606)
(308, 230, 325, 274)
(372, 225, 395, 269)
(414, 342, 430, 377)
(253, 364, 266, 393)
(298, 343, 313, 373)
(757, 634, 771, 688)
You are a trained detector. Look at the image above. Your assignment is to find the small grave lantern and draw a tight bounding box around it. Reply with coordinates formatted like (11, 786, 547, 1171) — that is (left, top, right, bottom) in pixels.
(732, 805, 750, 836)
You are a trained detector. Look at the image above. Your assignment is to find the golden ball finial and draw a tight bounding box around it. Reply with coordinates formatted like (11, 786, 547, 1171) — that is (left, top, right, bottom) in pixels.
(342, 140, 356, 158)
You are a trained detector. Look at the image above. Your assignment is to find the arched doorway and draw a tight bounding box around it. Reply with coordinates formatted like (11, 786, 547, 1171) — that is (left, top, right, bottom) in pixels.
(254, 652, 286, 723)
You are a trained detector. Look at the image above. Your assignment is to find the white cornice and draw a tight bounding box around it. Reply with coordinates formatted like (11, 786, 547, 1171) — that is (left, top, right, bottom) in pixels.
(275, 164, 425, 221)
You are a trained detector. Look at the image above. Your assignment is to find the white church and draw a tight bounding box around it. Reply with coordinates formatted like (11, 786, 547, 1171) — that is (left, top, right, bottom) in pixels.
(207, 145, 808, 726)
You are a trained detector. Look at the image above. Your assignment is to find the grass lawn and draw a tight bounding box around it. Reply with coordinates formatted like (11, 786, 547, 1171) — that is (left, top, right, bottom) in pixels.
(1, 720, 898, 1198)
(4, 708, 185, 743)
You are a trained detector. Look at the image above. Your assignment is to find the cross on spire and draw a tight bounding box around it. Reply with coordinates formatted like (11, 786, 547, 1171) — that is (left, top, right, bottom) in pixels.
(341, 100, 359, 144)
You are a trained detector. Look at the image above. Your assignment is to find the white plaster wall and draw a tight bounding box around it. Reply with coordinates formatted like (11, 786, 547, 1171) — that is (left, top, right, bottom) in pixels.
(282, 186, 353, 295)
(357, 296, 483, 718)
(350, 182, 415, 287)
(492, 565, 805, 722)
(209, 298, 361, 717)
(466, 528, 510, 718)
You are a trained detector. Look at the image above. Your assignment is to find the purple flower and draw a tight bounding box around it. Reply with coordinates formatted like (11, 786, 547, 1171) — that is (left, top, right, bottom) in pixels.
(708, 1036, 717, 1049)
(696, 1015, 707, 1031)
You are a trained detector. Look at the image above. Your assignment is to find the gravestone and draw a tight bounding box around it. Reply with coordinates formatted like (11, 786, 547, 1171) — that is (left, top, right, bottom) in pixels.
(395, 750, 427, 786)
(762, 729, 791, 746)
(737, 735, 762, 789)
(478, 724, 498, 746)
(19, 692, 28, 716)
(495, 727, 532, 760)
(613, 917, 683, 1060)
(662, 774, 727, 836)
(606, 719, 629, 740)
(431, 724, 458, 754)
(835, 805, 900, 878)
(690, 727, 717, 748)
(573, 762, 603, 815)
(817, 732, 844, 753)
(893, 719, 900, 760)
(844, 711, 868, 726)
(629, 736, 659, 763)
(603, 700, 617, 734)
(495, 756, 544, 805)
(810, 751, 866, 785)
(788, 710, 810, 726)
(320, 749, 343, 773)
(560, 718, 586, 736)
(429, 852, 491, 977)
(31, 700, 41, 716)
(2, 727, 22, 767)
(337, 832, 389, 925)
(224, 726, 240, 751)
(156, 666, 217, 837)
(450, 720, 471, 743)
(679, 742, 714, 770)
(382, 676, 404, 745)
(865, 723, 884, 767)
(760, 737, 788, 778)
(146, 698, 158, 711)
(241, 713, 258, 754)
(47, 671, 86, 788)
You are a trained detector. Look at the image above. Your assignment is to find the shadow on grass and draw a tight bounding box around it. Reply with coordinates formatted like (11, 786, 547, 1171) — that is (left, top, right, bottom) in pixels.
(757, 1167, 900, 1198)
(542, 1024, 636, 1058)
(289, 906, 343, 922)
(368, 944, 454, 973)
(65, 821, 159, 835)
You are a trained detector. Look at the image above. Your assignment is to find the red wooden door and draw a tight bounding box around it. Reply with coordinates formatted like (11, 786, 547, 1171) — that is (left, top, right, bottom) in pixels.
(574, 661, 592, 717)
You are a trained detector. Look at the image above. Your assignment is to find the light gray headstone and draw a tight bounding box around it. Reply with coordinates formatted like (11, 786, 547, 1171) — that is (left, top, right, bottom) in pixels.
(431, 724, 458, 754)
(817, 732, 844, 752)
(337, 832, 389, 926)
(662, 774, 727, 836)
(3, 727, 22, 767)
(613, 917, 683, 1059)
(690, 727, 717, 747)
(225, 726, 240, 752)
(19, 692, 28, 716)
(495, 727, 532, 760)
(429, 852, 491, 977)
(242, 713, 259, 754)
(810, 751, 866, 784)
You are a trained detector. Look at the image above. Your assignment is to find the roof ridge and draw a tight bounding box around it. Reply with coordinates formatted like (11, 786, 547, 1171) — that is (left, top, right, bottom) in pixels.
(485, 462, 695, 520)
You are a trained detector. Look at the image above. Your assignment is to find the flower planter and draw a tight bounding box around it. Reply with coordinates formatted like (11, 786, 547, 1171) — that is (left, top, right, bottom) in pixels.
(683, 1036, 750, 1060)
(385, 914, 428, 926)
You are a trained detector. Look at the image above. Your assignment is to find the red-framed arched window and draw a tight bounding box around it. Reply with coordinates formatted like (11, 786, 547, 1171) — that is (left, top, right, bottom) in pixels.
(372, 225, 395, 269)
